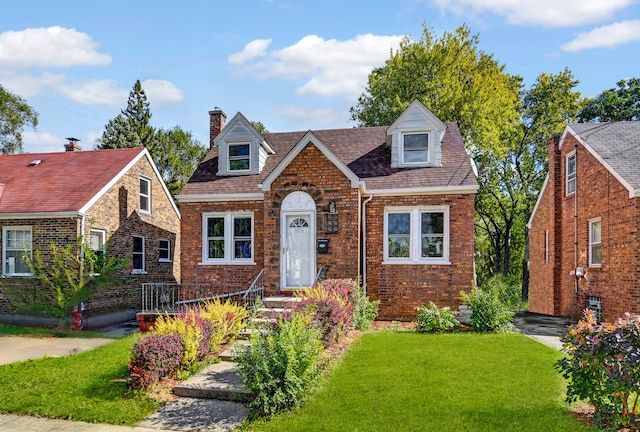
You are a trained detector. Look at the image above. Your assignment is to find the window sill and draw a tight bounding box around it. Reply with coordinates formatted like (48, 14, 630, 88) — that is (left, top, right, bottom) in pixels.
(159, 259, 172, 263)
(382, 260, 451, 266)
(198, 261, 256, 266)
(1, 274, 35, 278)
(131, 270, 148, 275)
(589, 264, 601, 269)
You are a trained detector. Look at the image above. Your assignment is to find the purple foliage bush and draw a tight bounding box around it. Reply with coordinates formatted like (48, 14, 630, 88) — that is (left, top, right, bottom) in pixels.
(128, 333, 183, 389)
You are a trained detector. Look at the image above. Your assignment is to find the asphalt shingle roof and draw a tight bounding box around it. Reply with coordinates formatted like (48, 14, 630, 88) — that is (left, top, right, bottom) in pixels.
(0, 148, 145, 214)
(569, 122, 640, 191)
(182, 122, 477, 195)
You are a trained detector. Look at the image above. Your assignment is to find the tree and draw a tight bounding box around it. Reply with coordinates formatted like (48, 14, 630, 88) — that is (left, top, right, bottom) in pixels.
(0, 84, 39, 154)
(97, 80, 154, 149)
(578, 77, 640, 122)
(251, 121, 269, 135)
(151, 126, 207, 198)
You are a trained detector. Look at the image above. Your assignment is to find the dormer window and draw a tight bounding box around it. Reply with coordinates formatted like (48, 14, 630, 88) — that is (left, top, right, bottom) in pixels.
(402, 132, 430, 165)
(228, 143, 251, 172)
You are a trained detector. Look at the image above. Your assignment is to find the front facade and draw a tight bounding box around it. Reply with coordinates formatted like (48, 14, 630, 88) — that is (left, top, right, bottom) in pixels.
(179, 101, 477, 320)
(528, 122, 640, 322)
(0, 145, 180, 325)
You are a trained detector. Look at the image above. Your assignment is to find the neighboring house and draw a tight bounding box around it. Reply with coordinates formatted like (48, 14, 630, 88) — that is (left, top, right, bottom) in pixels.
(0, 141, 180, 327)
(178, 100, 477, 320)
(528, 122, 640, 322)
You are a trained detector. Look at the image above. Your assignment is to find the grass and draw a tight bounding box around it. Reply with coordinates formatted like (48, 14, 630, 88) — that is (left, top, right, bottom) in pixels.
(244, 331, 594, 432)
(0, 324, 105, 338)
(0, 333, 160, 425)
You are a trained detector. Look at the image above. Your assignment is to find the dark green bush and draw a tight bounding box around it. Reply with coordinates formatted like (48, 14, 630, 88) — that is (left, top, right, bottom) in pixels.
(460, 276, 520, 332)
(237, 311, 323, 418)
(351, 284, 380, 331)
(414, 302, 460, 333)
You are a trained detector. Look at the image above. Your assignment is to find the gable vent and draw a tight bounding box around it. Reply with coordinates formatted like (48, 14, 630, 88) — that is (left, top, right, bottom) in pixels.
(28, 160, 42, 167)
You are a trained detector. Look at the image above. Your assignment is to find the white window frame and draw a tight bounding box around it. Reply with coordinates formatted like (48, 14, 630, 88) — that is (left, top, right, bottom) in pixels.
(400, 131, 430, 166)
(566, 152, 576, 196)
(201, 212, 254, 264)
(227, 142, 251, 173)
(89, 229, 106, 254)
(2, 226, 33, 276)
(159, 239, 171, 262)
(383, 206, 450, 265)
(132, 235, 146, 274)
(545, 230, 550, 264)
(139, 176, 151, 214)
(589, 218, 602, 268)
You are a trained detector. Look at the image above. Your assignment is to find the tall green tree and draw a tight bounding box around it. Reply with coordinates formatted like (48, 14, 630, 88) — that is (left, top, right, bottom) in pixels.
(151, 126, 207, 198)
(578, 77, 640, 122)
(97, 80, 154, 149)
(0, 84, 39, 154)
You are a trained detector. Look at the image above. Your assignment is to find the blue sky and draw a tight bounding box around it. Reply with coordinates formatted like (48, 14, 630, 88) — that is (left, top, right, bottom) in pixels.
(1, 0, 639, 153)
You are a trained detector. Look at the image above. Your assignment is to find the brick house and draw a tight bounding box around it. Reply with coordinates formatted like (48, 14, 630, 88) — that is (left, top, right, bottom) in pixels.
(178, 100, 477, 320)
(528, 122, 640, 322)
(0, 142, 180, 327)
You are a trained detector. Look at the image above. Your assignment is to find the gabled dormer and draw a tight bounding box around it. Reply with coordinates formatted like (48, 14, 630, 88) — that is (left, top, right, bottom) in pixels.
(214, 112, 275, 176)
(387, 99, 447, 169)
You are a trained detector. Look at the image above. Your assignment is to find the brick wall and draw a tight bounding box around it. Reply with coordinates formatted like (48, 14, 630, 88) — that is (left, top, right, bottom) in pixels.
(530, 133, 640, 321)
(365, 193, 475, 320)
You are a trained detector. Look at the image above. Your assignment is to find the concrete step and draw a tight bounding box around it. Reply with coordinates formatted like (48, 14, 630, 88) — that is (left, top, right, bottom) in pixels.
(219, 339, 250, 362)
(256, 306, 291, 319)
(263, 296, 301, 309)
(173, 361, 251, 402)
(238, 327, 270, 340)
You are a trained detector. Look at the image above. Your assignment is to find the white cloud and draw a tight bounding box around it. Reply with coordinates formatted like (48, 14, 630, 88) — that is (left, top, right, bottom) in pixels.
(0, 72, 65, 98)
(561, 20, 640, 51)
(279, 106, 344, 125)
(228, 39, 272, 64)
(141, 79, 184, 106)
(22, 132, 67, 153)
(0, 26, 111, 70)
(431, 0, 634, 27)
(56, 79, 128, 106)
(230, 34, 403, 100)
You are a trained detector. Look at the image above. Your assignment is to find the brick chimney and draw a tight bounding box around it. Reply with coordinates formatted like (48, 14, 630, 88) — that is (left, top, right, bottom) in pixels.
(64, 137, 82, 152)
(209, 108, 227, 150)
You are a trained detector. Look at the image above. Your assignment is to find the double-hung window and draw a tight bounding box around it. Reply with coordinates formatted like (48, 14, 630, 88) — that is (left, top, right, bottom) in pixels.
(384, 207, 449, 264)
(132, 236, 145, 273)
(589, 218, 602, 267)
(228, 143, 251, 172)
(401, 132, 429, 165)
(2, 227, 32, 276)
(159, 239, 171, 262)
(566, 152, 576, 196)
(202, 212, 253, 263)
(140, 177, 151, 213)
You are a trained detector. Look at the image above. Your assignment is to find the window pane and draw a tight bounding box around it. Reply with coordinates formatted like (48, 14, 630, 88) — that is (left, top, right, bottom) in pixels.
(208, 239, 225, 259)
(404, 150, 428, 163)
(234, 217, 251, 237)
(133, 237, 143, 253)
(591, 221, 601, 242)
(404, 133, 429, 149)
(591, 244, 602, 265)
(567, 155, 576, 175)
(229, 159, 250, 171)
(234, 240, 252, 259)
(388, 237, 410, 258)
(140, 196, 149, 211)
(159, 240, 170, 260)
(140, 178, 149, 195)
(388, 213, 410, 235)
(229, 144, 250, 157)
(208, 218, 224, 237)
(6, 250, 29, 274)
(133, 254, 143, 270)
(421, 212, 444, 234)
(422, 236, 444, 258)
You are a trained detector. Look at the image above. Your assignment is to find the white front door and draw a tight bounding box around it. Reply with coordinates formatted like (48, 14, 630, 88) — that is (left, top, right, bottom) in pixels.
(283, 214, 314, 288)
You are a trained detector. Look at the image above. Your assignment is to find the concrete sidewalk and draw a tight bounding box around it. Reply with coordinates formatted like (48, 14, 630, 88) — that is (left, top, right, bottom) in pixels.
(0, 414, 176, 432)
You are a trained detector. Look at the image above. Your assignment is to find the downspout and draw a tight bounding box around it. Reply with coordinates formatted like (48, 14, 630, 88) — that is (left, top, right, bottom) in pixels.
(361, 193, 373, 295)
(574, 143, 579, 298)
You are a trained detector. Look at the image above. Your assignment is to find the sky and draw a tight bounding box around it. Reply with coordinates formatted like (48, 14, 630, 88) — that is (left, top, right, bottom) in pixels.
(1, 0, 639, 154)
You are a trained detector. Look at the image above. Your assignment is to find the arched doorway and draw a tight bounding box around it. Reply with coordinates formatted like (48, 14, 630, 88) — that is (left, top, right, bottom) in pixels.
(280, 191, 316, 289)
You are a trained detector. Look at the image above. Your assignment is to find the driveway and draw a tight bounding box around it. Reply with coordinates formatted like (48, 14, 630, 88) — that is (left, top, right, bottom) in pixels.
(0, 336, 114, 365)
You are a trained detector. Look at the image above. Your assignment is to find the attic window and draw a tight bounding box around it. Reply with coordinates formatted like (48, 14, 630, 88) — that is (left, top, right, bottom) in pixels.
(228, 143, 250, 171)
(401, 132, 429, 165)
(28, 160, 42, 167)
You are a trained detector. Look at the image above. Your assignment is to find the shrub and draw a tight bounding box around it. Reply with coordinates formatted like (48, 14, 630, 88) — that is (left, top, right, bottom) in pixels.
(460, 276, 520, 332)
(238, 311, 323, 418)
(128, 333, 183, 389)
(153, 308, 206, 370)
(414, 302, 460, 333)
(200, 299, 249, 352)
(351, 284, 380, 331)
(557, 310, 640, 430)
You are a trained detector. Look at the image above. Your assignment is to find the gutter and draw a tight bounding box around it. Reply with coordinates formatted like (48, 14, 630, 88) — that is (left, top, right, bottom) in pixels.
(361, 193, 373, 295)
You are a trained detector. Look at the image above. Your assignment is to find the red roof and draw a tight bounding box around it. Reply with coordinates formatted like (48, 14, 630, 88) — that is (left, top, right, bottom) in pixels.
(0, 148, 145, 214)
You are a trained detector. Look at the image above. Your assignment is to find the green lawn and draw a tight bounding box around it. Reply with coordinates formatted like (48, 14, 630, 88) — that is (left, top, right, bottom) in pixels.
(0, 334, 159, 425)
(245, 331, 594, 432)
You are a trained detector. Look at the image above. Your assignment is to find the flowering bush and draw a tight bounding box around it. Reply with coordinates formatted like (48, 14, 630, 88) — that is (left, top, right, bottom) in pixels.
(200, 299, 249, 352)
(557, 310, 640, 430)
(128, 334, 183, 389)
(153, 308, 208, 370)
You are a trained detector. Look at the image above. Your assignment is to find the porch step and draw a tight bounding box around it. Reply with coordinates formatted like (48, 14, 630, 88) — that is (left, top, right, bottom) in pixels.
(263, 296, 301, 309)
(219, 339, 251, 362)
(173, 361, 251, 402)
(256, 307, 291, 319)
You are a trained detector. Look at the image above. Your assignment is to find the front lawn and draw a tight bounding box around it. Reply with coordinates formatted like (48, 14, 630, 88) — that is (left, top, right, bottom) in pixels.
(0, 334, 159, 425)
(245, 331, 593, 431)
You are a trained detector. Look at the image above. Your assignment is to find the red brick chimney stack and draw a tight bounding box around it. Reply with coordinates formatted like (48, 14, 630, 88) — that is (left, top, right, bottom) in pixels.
(209, 108, 227, 150)
(64, 137, 82, 152)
